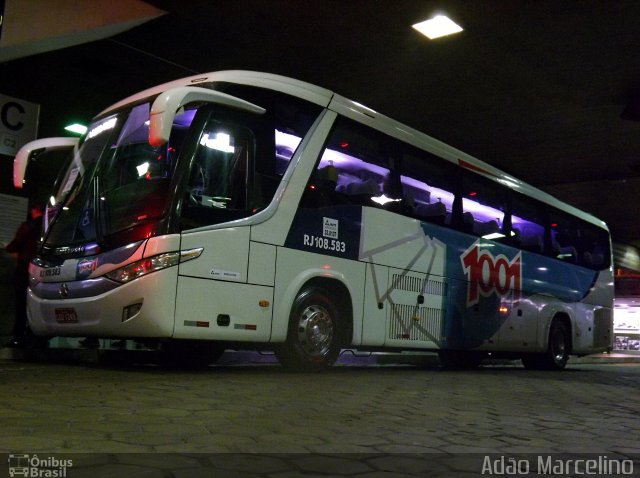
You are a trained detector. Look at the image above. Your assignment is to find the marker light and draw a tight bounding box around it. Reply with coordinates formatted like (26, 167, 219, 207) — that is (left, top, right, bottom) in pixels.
(412, 15, 463, 40)
(106, 248, 203, 284)
(64, 123, 88, 135)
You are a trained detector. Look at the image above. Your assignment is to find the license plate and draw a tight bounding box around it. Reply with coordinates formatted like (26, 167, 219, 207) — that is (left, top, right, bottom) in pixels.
(55, 308, 78, 323)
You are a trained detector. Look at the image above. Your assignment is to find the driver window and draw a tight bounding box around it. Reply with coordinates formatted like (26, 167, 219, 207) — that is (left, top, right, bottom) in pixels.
(181, 120, 254, 228)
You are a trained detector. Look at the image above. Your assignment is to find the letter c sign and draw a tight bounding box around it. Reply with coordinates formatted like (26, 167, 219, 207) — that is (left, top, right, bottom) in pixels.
(1, 101, 25, 131)
(0, 94, 39, 155)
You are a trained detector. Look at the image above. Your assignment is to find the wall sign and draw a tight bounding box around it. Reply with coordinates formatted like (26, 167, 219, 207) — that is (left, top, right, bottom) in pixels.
(0, 93, 39, 156)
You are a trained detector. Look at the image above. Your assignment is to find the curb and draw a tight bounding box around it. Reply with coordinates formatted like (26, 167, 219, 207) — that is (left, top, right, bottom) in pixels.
(1, 346, 638, 367)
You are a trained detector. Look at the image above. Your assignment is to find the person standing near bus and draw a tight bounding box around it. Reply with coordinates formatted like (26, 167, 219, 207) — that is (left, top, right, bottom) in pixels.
(6, 203, 43, 347)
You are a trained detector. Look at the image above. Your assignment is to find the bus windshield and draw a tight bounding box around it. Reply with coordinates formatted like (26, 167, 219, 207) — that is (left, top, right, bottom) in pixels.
(44, 101, 191, 251)
(41, 82, 323, 257)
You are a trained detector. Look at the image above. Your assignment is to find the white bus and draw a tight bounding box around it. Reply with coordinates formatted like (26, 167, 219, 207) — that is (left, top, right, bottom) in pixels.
(16, 71, 613, 370)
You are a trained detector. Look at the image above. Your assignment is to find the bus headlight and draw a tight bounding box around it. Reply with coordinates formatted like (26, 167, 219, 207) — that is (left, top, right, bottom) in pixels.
(106, 248, 203, 284)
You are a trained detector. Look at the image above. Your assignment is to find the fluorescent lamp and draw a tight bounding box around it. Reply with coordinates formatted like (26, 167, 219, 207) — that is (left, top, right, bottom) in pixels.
(200, 132, 235, 153)
(482, 231, 517, 241)
(412, 15, 463, 40)
(371, 194, 401, 206)
(64, 123, 88, 135)
(136, 162, 150, 177)
(87, 117, 117, 139)
(482, 232, 506, 240)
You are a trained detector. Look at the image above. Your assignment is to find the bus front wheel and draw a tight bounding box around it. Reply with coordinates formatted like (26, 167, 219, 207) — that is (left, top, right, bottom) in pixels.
(276, 287, 342, 371)
(522, 321, 570, 370)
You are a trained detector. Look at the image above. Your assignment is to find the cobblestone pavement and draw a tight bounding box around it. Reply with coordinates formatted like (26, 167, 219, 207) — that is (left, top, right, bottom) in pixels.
(0, 357, 639, 477)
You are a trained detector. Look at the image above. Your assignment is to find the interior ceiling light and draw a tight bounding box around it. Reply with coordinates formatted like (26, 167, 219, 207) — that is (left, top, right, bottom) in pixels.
(412, 15, 463, 40)
(64, 123, 87, 135)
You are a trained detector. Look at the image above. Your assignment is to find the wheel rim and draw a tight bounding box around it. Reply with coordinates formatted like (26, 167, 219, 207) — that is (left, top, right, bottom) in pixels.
(296, 304, 334, 357)
(551, 328, 567, 363)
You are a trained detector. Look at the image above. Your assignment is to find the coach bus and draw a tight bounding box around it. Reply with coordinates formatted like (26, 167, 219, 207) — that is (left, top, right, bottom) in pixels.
(15, 71, 613, 370)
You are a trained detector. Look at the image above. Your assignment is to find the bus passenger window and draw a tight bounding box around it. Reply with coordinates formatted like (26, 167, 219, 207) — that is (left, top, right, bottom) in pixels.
(275, 130, 301, 176)
(461, 173, 507, 239)
(401, 151, 456, 226)
(301, 117, 390, 209)
(180, 121, 254, 228)
(512, 196, 545, 254)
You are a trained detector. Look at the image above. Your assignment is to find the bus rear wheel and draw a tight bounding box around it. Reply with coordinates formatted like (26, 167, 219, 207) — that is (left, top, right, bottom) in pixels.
(276, 287, 342, 371)
(522, 321, 570, 370)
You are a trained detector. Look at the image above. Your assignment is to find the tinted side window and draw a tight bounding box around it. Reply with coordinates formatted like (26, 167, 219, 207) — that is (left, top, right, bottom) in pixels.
(549, 210, 611, 269)
(400, 150, 458, 226)
(209, 82, 322, 178)
(511, 195, 546, 254)
(181, 117, 254, 228)
(299, 115, 611, 270)
(460, 172, 507, 239)
(302, 116, 461, 219)
(301, 117, 391, 209)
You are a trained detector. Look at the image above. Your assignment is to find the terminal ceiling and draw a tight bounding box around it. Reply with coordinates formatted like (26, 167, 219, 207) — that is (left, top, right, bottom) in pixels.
(1, 0, 640, 249)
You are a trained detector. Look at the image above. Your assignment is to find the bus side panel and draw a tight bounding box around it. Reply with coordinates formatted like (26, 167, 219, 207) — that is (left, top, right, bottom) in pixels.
(359, 208, 446, 276)
(361, 262, 388, 347)
(173, 277, 273, 341)
(357, 208, 447, 349)
(384, 267, 445, 348)
(178, 226, 250, 282)
(496, 296, 539, 351)
(442, 277, 502, 351)
(272, 247, 365, 344)
(573, 269, 614, 354)
(174, 225, 274, 341)
(431, 223, 603, 353)
(248, 241, 276, 286)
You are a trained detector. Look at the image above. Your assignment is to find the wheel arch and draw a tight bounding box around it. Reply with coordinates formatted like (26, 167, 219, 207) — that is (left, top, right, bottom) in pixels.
(301, 276, 354, 347)
(539, 304, 574, 353)
(272, 266, 357, 345)
(550, 312, 573, 355)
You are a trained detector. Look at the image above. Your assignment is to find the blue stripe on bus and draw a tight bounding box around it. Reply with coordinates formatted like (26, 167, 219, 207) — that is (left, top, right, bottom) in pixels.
(420, 222, 599, 303)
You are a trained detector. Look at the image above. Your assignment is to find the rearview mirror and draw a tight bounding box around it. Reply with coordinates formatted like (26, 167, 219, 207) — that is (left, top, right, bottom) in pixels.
(13, 137, 79, 189)
(149, 86, 265, 147)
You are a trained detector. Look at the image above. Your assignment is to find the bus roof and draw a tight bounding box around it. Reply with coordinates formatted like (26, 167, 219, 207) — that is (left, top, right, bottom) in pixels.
(99, 70, 608, 232)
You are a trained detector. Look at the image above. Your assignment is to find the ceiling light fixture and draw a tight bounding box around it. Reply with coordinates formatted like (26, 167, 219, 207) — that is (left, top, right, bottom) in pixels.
(412, 15, 463, 40)
(64, 123, 87, 135)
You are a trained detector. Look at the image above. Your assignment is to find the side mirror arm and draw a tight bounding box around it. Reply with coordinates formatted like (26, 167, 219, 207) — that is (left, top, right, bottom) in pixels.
(13, 137, 79, 189)
(149, 87, 265, 147)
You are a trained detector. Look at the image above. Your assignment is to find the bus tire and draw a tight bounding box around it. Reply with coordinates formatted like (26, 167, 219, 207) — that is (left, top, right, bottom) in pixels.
(276, 287, 342, 371)
(438, 350, 484, 369)
(522, 320, 570, 370)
